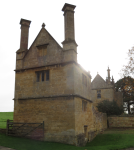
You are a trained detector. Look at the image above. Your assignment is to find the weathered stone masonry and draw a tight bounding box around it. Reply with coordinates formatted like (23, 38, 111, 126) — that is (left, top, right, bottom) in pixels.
(108, 115, 134, 128)
(13, 3, 107, 145)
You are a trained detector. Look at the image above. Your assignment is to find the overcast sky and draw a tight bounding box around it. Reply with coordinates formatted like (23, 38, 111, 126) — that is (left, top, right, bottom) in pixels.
(0, 0, 134, 112)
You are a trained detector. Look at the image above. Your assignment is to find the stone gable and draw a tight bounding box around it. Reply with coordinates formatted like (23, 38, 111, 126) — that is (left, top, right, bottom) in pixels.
(23, 27, 63, 69)
(92, 74, 107, 89)
(91, 74, 114, 89)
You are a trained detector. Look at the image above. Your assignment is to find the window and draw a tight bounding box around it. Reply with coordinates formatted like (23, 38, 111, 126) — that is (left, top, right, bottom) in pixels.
(84, 125, 88, 138)
(42, 71, 44, 81)
(36, 70, 49, 82)
(46, 70, 49, 81)
(97, 90, 101, 99)
(82, 74, 87, 86)
(37, 72, 40, 82)
(36, 44, 48, 56)
(82, 100, 87, 112)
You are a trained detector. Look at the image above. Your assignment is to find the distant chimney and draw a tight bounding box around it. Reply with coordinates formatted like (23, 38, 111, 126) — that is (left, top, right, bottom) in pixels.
(62, 3, 78, 62)
(107, 67, 111, 83)
(20, 19, 31, 50)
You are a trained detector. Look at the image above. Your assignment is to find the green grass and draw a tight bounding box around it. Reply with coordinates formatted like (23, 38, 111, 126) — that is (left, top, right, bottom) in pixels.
(86, 133, 134, 150)
(0, 132, 134, 150)
(103, 128, 134, 134)
(0, 112, 134, 150)
(0, 134, 134, 150)
(0, 112, 13, 128)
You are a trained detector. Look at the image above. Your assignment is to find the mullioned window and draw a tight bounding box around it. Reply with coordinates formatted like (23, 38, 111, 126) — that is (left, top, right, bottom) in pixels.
(97, 90, 101, 99)
(36, 70, 49, 82)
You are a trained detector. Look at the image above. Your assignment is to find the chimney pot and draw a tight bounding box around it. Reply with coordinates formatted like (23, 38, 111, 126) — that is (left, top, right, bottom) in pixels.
(62, 3, 76, 12)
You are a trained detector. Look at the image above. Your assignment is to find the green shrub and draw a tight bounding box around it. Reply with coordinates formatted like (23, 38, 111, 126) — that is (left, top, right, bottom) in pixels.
(96, 100, 124, 116)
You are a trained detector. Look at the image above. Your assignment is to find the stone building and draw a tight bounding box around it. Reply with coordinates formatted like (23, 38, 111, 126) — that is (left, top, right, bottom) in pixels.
(91, 67, 123, 107)
(13, 3, 107, 145)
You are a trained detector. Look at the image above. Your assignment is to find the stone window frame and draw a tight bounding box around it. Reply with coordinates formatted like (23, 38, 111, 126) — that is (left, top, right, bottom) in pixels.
(97, 90, 101, 99)
(82, 100, 87, 112)
(36, 70, 49, 82)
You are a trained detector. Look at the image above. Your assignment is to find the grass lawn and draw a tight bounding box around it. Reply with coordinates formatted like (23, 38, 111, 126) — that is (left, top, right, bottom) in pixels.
(0, 112, 134, 150)
(0, 129, 134, 150)
(104, 128, 134, 134)
(0, 112, 13, 128)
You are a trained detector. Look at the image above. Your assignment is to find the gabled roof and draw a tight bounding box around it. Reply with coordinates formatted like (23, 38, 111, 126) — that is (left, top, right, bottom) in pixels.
(23, 26, 63, 58)
(91, 74, 108, 89)
(31, 27, 62, 48)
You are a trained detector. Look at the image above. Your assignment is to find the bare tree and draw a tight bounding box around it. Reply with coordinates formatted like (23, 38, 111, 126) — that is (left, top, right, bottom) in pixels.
(122, 46, 134, 77)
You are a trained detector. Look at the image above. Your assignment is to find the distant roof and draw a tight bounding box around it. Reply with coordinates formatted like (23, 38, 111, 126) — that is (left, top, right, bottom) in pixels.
(91, 74, 113, 89)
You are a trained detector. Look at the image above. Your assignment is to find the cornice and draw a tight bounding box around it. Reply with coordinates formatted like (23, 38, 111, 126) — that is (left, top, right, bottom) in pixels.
(13, 94, 92, 103)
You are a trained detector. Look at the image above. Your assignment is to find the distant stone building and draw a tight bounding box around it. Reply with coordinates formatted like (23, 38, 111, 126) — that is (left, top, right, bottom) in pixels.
(13, 3, 107, 146)
(91, 67, 123, 107)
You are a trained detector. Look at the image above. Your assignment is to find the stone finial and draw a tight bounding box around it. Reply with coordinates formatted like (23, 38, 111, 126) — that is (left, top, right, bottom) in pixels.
(42, 23, 45, 28)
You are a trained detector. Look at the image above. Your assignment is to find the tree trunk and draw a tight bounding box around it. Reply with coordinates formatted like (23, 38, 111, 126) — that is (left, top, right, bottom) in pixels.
(128, 103, 131, 114)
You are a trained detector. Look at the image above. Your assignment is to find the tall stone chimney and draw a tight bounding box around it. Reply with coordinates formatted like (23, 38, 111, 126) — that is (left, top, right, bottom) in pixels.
(20, 19, 31, 51)
(62, 3, 78, 62)
(16, 19, 31, 70)
(106, 67, 111, 84)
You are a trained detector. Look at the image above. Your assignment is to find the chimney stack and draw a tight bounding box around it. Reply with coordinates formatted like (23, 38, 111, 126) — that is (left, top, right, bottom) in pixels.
(62, 3, 76, 42)
(20, 19, 31, 51)
(107, 67, 111, 83)
(62, 3, 78, 62)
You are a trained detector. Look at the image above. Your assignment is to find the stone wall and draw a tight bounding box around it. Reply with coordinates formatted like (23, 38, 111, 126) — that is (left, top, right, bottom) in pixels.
(74, 97, 107, 144)
(14, 97, 76, 145)
(15, 63, 75, 99)
(15, 63, 92, 100)
(108, 115, 134, 127)
(74, 97, 93, 136)
(74, 65, 91, 100)
(13, 96, 107, 145)
(92, 106, 107, 133)
(91, 88, 114, 107)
